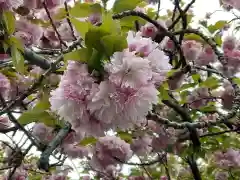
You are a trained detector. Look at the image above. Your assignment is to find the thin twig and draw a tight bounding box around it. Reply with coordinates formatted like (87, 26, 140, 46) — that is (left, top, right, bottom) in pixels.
(155, 0, 161, 20)
(64, 1, 77, 41)
(42, 2, 67, 49)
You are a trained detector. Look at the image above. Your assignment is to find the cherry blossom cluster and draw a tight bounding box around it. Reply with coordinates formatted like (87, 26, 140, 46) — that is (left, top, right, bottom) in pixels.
(214, 148, 240, 169)
(221, 36, 240, 75)
(181, 40, 216, 66)
(50, 30, 172, 138)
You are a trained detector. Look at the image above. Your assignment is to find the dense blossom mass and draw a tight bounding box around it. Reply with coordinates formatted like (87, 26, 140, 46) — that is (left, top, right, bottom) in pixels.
(1, 0, 240, 179)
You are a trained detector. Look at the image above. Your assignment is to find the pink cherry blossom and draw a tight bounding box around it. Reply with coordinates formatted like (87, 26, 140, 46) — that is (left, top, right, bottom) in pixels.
(182, 40, 202, 61)
(224, 49, 240, 68)
(50, 61, 103, 136)
(62, 144, 89, 159)
(222, 36, 236, 51)
(140, 22, 158, 39)
(130, 135, 152, 156)
(88, 81, 158, 130)
(32, 123, 54, 145)
(105, 51, 152, 89)
(127, 31, 158, 56)
(90, 136, 132, 170)
(15, 18, 43, 47)
(220, 81, 234, 109)
(140, 20, 167, 39)
(0, 116, 11, 130)
(147, 48, 172, 85)
(222, 0, 240, 10)
(195, 45, 216, 66)
(214, 148, 240, 169)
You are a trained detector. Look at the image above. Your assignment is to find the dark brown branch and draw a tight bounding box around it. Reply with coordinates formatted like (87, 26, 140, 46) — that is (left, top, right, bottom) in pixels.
(168, 0, 196, 30)
(43, 2, 67, 48)
(64, 1, 77, 41)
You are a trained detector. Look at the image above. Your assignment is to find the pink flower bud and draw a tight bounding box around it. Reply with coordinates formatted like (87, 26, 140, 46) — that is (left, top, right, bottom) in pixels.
(140, 23, 158, 39)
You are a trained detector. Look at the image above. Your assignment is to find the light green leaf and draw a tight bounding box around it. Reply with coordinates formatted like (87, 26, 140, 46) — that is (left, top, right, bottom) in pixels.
(192, 73, 201, 83)
(87, 49, 104, 71)
(100, 34, 127, 57)
(69, 3, 91, 17)
(85, 26, 110, 51)
(69, 3, 102, 18)
(11, 45, 24, 74)
(117, 131, 132, 143)
(113, 0, 143, 13)
(159, 85, 169, 100)
(199, 104, 217, 112)
(70, 18, 91, 39)
(18, 95, 60, 127)
(184, 34, 205, 43)
(101, 12, 120, 34)
(214, 34, 222, 46)
(208, 20, 227, 33)
(119, 16, 145, 31)
(64, 48, 92, 62)
(200, 76, 220, 89)
(233, 77, 240, 86)
(3, 11, 15, 34)
(80, 137, 97, 146)
(10, 36, 24, 51)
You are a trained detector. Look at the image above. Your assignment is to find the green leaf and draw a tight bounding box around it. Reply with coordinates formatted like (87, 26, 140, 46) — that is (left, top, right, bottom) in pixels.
(200, 77, 220, 89)
(208, 20, 227, 33)
(101, 12, 121, 34)
(80, 137, 97, 146)
(159, 85, 169, 100)
(179, 91, 190, 104)
(199, 104, 217, 112)
(69, 3, 102, 17)
(87, 49, 104, 71)
(184, 34, 205, 43)
(113, 0, 143, 13)
(3, 11, 15, 34)
(100, 34, 127, 57)
(117, 131, 132, 143)
(69, 3, 91, 17)
(70, 18, 91, 39)
(9, 36, 24, 51)
(18, 96, 60, 127)
(64, 48, 92, 62)
(214, 34, 222, 46)
(85, 26, 110, 52)
(233, 78, 240, 86)
(119, 16, 145, 31)
(192, 73, 201, 83)
(11, 45, 24, 74)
